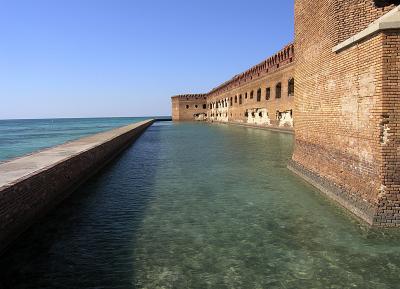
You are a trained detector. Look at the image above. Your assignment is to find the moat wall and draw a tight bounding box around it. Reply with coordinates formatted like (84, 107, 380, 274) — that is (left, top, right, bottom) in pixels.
(0, 119, 154, 253)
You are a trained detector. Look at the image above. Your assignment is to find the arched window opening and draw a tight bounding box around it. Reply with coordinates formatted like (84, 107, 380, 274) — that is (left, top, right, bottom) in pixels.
(245, 111, 249, 117)
(257, 88, 262, 102)
(239, 94, 242, 105)
(230, 97, 233, 106)
(259, 112, 263, 117)
(195, 104, 198, 108)
(266, 87, 271, 100)
(186, 105, 190, 109)
(288, 78, 294, 96)
(251, 112, 255, 118)
(276, 83, 282, 99)
(245, 92, 248, 99)
(235, 95, 238, 103)
(250, 91, 254, 99)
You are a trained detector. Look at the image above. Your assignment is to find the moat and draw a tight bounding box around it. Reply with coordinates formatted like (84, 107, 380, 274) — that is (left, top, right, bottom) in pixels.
(1, 121, 400, 288)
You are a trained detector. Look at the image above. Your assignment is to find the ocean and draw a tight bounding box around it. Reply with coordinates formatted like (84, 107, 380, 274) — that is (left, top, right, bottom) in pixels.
(0, 117, 150, 161)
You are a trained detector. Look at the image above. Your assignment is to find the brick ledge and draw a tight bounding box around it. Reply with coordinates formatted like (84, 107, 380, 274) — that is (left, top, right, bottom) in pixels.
(333, 5, 400, 52)
(287, 160, 378, 226)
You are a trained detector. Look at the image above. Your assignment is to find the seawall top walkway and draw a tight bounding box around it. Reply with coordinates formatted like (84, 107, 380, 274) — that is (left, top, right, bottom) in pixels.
(0, 119, 154, 190)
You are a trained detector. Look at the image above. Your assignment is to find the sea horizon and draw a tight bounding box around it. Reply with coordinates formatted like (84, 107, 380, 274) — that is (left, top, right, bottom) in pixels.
(0, 117, 170, 161)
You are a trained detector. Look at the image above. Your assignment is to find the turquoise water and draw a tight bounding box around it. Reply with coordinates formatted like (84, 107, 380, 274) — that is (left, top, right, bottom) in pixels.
(0, 117, 149, 161)
(1, 122, 400, 288)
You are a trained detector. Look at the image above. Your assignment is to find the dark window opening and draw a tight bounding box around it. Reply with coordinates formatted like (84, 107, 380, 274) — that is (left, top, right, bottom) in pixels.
(195, 105, 198, 108)
(256, 88, 261, 102)
(239, 94, 242, 105)
(374, 0, 400, 7)
(288, 78, 294, 96)
(266, 87, 271, 100)
(186, 105, 189, 109)
(230, 97, 233, 106)
(235, 95, 238, 103)
(251, 112, 255, 118)
(203, 104, 206, 109)
(250, 91, 254, 99)
(245, 111, 248, 117)
(259, 112, 262, 117)
(245, 92, 248, 99)
(276, 83, 282, 99)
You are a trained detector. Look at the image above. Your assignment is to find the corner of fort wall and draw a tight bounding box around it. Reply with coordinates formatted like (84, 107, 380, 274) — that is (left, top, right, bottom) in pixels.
(171, 1, 400, 226)
(291, 0, 400, 226)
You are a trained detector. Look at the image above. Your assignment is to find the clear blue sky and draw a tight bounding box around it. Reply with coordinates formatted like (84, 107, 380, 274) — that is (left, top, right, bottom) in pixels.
(0, 0, 294, 119)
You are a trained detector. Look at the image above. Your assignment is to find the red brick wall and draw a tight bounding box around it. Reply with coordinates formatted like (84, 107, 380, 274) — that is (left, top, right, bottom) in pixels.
(292, 0, 400, 225)
(172, 45, 295, 129)
(375, 30, 400, 225)
(335, 0, 396, 43)
(171, 95, 207, 121)
(207, 64, 294, 129)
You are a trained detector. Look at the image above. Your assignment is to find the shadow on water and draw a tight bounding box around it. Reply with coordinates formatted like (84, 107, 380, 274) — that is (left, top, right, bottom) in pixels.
(0, 123, 165, 289)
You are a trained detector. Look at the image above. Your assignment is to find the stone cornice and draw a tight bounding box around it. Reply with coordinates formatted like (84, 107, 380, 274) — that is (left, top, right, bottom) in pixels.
(333, 5, 400, 52)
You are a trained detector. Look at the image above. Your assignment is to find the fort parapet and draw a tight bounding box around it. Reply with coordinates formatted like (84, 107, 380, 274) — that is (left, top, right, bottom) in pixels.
(171, 2, 400, 226)
(171, 44, 295, 130)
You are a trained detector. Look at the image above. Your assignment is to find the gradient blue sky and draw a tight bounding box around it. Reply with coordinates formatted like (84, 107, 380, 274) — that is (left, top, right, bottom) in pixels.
(0, 0, 294, 119)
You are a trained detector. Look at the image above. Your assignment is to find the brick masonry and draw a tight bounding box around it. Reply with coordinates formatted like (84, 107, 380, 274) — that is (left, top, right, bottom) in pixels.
(171, 44, 295, 131)
(171, 2, 400, 226)
(0, 120, 154, 253)
(291, 0, 400, 226)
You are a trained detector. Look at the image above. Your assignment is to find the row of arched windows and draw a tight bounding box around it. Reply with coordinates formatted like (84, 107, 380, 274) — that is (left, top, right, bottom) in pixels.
(207, 78, 294, 110)
(229, 78, 294, 106)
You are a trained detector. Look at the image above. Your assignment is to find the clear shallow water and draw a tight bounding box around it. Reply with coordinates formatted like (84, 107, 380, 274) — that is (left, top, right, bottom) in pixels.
(1, 122, 400, 289)
(0, 117, 150, 161)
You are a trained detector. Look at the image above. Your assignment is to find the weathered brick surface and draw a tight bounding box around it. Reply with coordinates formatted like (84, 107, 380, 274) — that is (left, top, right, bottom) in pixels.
(172, 45, 295, 131)
(171, 94, 207, 121)
(335, 0, 395, 43)
(292, 0, 400, 225)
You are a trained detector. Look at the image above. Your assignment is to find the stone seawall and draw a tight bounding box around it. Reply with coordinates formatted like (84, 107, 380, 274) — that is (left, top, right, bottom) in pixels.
(0, 119, 154, 253)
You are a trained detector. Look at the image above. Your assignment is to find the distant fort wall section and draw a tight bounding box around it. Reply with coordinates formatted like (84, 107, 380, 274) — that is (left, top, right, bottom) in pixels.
(171, 94, 207, 121)
(170, 1, 400, 226)
(171, 44, 295, 131)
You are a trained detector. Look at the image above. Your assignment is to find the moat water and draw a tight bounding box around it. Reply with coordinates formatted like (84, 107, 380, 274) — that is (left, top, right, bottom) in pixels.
(1, 121, 400, 288)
